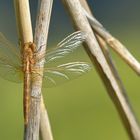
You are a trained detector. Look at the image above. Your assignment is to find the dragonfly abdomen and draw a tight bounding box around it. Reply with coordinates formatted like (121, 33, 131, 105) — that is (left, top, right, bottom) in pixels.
(23, 42, 36, 125)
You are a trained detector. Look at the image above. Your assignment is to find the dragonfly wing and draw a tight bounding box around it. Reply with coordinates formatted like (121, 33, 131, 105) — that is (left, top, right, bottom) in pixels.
(40, 31, 92, 87)
(44, 31, 87, 63)
(0, 62, 23, 83)
(0, 33, 22, 82)
(42, 62, 92, 87)
(0, 32, 21, 66)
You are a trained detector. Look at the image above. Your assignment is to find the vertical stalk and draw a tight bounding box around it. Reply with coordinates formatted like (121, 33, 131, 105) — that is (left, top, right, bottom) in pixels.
(14, 0, 40, 140)
(62, 0, 140, 139)
(14, 0, 33, 44)
(34, 0, 54, 140)
(40, 96, 53, 140)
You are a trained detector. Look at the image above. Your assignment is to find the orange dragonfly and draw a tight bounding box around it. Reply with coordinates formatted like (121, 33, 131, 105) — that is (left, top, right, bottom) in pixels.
(0, 31, 91, 124)
(0, 31, 91, 85)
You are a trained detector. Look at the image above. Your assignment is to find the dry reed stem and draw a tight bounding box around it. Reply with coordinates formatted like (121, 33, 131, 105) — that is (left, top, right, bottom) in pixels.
(14, 0, 40, 140)
(83, 7, 140, 75)
(62, 0, 140, 139)
(40, 96, 53, 140)
(14, 0, 33, 44)
(34, 0, 54, 140)
(79, 0, 122, 79)
(79, 0, 128, 98)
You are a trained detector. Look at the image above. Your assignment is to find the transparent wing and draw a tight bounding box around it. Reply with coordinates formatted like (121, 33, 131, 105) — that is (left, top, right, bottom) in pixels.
(43, 62, 92, 87)
(0, 33, 21, 65)
(44, 31, 87, 63)
(0, 62, 23, 83)
(39, 31, 92, 87)
(0, 32, 22, 82)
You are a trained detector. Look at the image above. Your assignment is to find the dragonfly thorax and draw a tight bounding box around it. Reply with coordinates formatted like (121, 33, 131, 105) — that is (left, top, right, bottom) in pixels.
(22, 42, 36, 73)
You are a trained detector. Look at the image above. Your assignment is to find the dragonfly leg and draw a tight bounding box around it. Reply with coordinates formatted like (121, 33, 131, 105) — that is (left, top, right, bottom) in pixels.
(34, 43, 46, 54)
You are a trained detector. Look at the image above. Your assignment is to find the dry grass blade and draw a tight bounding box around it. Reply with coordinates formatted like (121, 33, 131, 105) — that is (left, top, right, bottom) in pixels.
(34, 0, 54, 140)
(62, 0, 140, 139)
(83, 7, 140, 75)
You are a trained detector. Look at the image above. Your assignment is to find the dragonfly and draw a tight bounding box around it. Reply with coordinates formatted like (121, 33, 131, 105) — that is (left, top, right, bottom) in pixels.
(0, 31, 91, 124)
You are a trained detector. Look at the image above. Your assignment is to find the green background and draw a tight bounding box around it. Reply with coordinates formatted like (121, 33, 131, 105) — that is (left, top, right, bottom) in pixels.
(0, 0, 140, 140)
